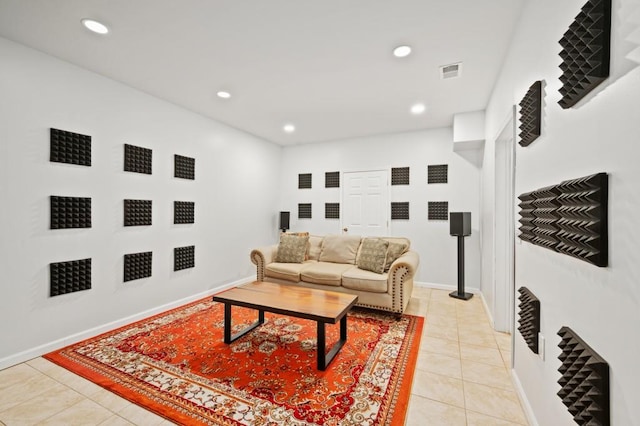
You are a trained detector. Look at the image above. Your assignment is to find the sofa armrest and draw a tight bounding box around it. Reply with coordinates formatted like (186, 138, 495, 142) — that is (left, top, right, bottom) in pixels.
(388, 251, 420, 314)
(250, 245, 277, 281)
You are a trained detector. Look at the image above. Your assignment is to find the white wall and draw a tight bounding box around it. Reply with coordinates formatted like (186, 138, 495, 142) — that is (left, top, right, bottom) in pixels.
(483, 0, 640, 424)
(279, 129, 482, 288)
(0, 37, 282, 368)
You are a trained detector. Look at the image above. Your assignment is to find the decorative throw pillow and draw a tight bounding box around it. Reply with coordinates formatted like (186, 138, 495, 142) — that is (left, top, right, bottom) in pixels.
(285, 232, 310, 259)
(356, 238, 389, 274)
(275, 233, 309, 263)
(384, 242, 409, 271)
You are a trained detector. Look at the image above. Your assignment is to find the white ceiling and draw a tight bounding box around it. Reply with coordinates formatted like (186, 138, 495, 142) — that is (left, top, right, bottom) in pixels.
(0, 0, 525, 145)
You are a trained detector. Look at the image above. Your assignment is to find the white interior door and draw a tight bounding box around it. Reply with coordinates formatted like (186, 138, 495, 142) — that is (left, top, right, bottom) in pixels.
(342, 170, 389, 236)
(493, 108, 516, 333)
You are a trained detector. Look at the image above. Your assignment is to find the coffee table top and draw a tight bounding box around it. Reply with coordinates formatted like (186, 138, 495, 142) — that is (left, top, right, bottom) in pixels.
(212, 281, 358, 324)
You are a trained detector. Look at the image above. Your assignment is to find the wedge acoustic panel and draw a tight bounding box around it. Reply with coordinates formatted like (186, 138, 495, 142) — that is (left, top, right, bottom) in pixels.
(174, 245, 195, 271)
(391, 202, 409, 220)
(50, 196, 92, 229)
(428, 164, 448, 184)
(298, 173, 312, 189)
(123, 199, 152, 226)
(517, 287, 540, 354)
(174, 154, 195, 180)
(558, 326, 609, 425)
(558, 0, 612, 109)
(519, 81, 543, 147)
(50, 128, 91, 166)
(518, 173, 608, 266)
(391, 167, 410, 185)
(124, 144, 152, 174)
(124, 251, 152, 282)
(325, 203, 340, 219)
(298, 203, 312, 219)
(50, 258, 91, 297)
(174, 201, 195, 224)
(325, 171, 340, 188)
(428, 201, 449, 221)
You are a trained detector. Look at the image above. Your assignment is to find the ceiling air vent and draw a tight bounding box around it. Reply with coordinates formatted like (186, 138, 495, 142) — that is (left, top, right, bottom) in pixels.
(440, 62, 462, 79)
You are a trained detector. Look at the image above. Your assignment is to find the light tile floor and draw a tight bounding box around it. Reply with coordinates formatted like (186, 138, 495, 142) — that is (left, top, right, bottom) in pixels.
(0, 287, 529, 425)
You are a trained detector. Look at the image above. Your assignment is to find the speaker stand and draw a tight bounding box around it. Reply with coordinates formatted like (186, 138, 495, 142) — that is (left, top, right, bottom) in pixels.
(449, 235, 473, 300)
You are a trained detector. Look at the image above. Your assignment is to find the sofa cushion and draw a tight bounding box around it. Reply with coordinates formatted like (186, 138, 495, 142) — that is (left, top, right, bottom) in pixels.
(308, 235, 324, 260)
(356, 238, 389, 274)
(318, 235, 362, 264)
(275, 233, 309, 263)
(265, 261, 315, 282)
(384, 241, 409, 271)
(342, 267, 389, 293)
(301, 262, 353, 286)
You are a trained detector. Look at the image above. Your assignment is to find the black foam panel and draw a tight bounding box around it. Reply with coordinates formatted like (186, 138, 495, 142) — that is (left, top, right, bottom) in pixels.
(174, 245, 195, 271)
(391, 167, 410, 185)
(428, 201, 449, 221)
(298, 203, 312, 219)
(50, 128, 91, 166)
(124, 144, 152, 174)
(325, 171, 340, 188)
(428, 164, 448, 184)
(519, 81, 543, 147)
(558, 0, 611, 109)
(517, 287, 540, 354)
(174, 201, 195, 224)
(124, 251, 152, 282)
(391, 202, 409, 220)
(518, 173, 607, 266)
(325, 203, 340, 219)
(298, 173, 312, 189)
(175, 154, 195, 180)
(124, 199, 152, 226)
(50, 258, 91, 297)
(50, 196, 92, 229)
(558, 326, 609, 425)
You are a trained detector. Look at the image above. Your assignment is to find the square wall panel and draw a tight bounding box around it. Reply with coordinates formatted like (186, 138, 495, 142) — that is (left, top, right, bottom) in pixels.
(298, 203, 312, 219)
(391, 167, 410, 185)
(391, 202, 409, 220)
(325, 171, 340, 188)
(50, 196, 92, 229)
(325, 203, 340, 219)
(50, 258, 91, 297)
(124, 144, 152, 174)
(50, 128, 91, 166)
(428, 201, 449, 221)
(124, 199, 152, 226)
(174, 201, 195, 224)
(298, 173, 312, 189)
(124, 251, 152, 282)
(428, 164, 448, 184)
(174, 245, 195, 271)
(175, 154, 195, 180)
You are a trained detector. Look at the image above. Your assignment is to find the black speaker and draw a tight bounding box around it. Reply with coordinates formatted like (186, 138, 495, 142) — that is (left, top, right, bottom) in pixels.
(279, 211, 290, 232)
(450, 212, 471, 236)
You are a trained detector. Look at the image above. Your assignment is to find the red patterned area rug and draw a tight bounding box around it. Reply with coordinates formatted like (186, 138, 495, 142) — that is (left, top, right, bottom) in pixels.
(45, 296, 423, 425)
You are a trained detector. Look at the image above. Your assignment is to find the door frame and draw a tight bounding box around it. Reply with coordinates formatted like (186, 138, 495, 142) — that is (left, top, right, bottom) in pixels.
(340, 168, 391, 236)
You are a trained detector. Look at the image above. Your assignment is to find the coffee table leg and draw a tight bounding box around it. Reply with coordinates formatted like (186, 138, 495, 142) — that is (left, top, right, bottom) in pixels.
(223, 303, 265, 344)
(317, 315, 348, 371)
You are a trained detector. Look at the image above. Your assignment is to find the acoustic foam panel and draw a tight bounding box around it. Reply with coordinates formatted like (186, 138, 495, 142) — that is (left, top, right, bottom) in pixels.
(518, 173, 607, 266)
(174, 201, 195, 224)
(50, 196, 92, 229)
(325, 203, 340, 219)
(174, 245, 195, 271)
(298, 203, 312, 219)
(428, 164, 448, 184)
(298, 173, 312, 189)
(558, 0, 612, 109)
(519, 80, 543, 147)
(428, 201, 449, 221)
(391, 167, 410, 185)
(325, 171, 340, 188)
(558, 326, 609, 425)
(124, 144, 152, 174)
(50, 258, 91, 297)
(124, 251, 152, 282)
(391, 202, 409, 220)
(517, 287, 540, 354)
(175, 154, 195, 180)
(124, 199, 152, 226)
(50, 128, 92, 166)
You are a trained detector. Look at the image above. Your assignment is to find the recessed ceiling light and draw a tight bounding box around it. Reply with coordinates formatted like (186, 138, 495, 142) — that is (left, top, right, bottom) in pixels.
(81, 19, 109, 35)
(410, 103, 426, 115)
(393, 45, 412, 58)
(283, 124, 295, 133)
(216, 91, 231, 99)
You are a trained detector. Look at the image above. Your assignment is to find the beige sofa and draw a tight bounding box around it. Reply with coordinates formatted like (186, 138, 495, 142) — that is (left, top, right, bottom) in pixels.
(250, 234, 419, 314)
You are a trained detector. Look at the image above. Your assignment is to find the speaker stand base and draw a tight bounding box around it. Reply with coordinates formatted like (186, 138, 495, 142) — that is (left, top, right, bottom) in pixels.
(449, 291, 474, 300)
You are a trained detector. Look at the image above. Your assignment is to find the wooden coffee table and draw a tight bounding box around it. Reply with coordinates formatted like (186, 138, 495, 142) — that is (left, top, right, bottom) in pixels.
(212, 281, 358, 370)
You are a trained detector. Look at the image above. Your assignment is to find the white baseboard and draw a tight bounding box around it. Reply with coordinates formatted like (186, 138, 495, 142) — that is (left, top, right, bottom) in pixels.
(0, 276, 251, 371)
(414, 281, 481, 293)
(511, 368, 539, 426)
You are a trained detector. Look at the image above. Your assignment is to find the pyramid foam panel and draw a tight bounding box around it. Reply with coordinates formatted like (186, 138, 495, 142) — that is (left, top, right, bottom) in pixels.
(391, 167, 410, 185)
(519, 81, 543, 147)
(325, 171, 340, 188)
(174, 154, 195, 180)
(124, 199, 152, 226)
(428, 201, 449, 221)
(298, 203, 312, 219)
(50, 196, 92, 229)
(298, 173, 312, 189)
(50, 128, 91, 166)
(124, 251, 152, 282)
(124, 144, 152, 174)
(428, 164, 448, 184)
(174, 245, 195, 271)
(174, 201, 195, 224)
(391, 202, 409, 220)
(325, 203, 340, 219)
(50, 258, 91, 297)
(517, 287, 540, 354)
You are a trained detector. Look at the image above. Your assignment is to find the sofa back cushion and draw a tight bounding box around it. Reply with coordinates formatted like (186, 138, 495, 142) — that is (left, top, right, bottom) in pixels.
(356, 238, 389, 274)
(308, 235, 324, 260)
(319, 235, 362, 264)
(275, 233, 309, 263)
